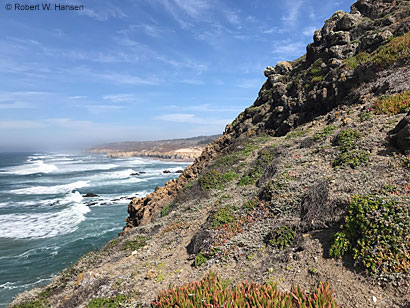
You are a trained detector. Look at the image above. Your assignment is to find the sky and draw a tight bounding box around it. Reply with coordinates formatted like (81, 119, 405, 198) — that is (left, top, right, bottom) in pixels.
(0, 0, 353, 151)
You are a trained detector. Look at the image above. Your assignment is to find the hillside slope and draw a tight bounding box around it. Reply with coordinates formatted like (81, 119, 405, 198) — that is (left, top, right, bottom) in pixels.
(10, 1, 410, 307)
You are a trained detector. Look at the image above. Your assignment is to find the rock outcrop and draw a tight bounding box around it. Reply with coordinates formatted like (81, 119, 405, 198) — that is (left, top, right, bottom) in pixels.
(391, 110, 410, 153)
(125, 0, 410, 230)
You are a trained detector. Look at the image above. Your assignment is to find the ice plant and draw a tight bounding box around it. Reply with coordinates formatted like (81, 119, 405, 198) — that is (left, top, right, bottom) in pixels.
(151, 272, 339, 307)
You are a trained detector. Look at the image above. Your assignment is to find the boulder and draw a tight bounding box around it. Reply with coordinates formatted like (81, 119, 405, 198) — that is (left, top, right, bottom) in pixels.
(83, 193, 99, 198)
(163, 170, 171, 174)
(390, 111, 410, 154)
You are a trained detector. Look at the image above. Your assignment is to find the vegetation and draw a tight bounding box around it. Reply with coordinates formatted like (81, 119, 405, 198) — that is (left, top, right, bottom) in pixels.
(212, 206, 234, 228)
(268, 226, 296, 250)
(200, 170, 239, 191)
(200, 170, 223, 191)
(309, 58, 326, 83)
(239, 147, 276, 186)
(345, 32, 410, 69)
(332, 129, 368, 168)
(402, 156, 410, 169)
(213, 144, 257, 168)
(123, 236, 147, 251)
(87, 294, 132, 308)
(194, 252, 208, 268)
(151, 272, 339, 307)
(334, 129, 360, 152)
(330, 195, 409, 275)
(373, 89, 410, 115)
(285, 128, 310, 140)
(312, 125, 337, 142)
(12, 289, 51, 308)
(160, 203, 173, 217)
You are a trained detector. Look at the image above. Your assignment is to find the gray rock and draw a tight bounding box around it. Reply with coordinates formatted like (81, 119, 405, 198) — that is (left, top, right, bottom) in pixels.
(390, 111, 410, 154)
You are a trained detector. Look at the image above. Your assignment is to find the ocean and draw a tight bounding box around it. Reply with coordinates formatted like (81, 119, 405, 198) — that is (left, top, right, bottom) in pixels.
(0, 152, 189, 307)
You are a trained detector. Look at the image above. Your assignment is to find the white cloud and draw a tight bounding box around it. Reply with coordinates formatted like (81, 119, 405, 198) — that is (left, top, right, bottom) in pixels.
(302, 26, 317, 37)
(236, 78, 263, 89)
(272, 40, 306, 58)
(78, 7, 127, 21)
(281, 0, 304, 28)
(103, 94, 136, 103)
(0, 120, 45, 129)
(156, 113, 231, 126)
(0, 102, 32, 109)
(69, 96, 88, 99)
(99, 72, 160, 86)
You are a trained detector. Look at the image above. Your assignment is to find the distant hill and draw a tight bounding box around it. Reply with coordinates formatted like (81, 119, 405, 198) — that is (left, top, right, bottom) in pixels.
(87, 135, 220, 161)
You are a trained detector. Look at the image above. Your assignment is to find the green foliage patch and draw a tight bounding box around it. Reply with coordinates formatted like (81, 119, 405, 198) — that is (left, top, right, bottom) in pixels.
(123, 236, 147, 251)
(160, 203, 173, 217)
(345, 32, 410, 69)
(239, 147, 276, 186)
(87, 294, 131, 308)
(285, 129, 311, 140)
(268, 226, 296, 250)
(212, 206, 235, 228)
(373, 89, 410, 115)
(332, 129, 368, 168)
(330, 195, 410, 275)
(194, 252, 208, 268)
(313, 125, 337, 142)
(151, 272, 339, 307)
(332, 150, 369, 168)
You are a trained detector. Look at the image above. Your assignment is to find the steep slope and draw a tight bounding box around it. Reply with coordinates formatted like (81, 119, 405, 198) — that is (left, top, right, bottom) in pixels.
(10, 1, 410, 307)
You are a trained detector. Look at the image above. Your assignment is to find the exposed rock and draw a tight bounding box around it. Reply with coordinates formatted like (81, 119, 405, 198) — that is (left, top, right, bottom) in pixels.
(83, 193, 99, 198)
(162, 170, 171, 174)
(390, 111, 410, 154)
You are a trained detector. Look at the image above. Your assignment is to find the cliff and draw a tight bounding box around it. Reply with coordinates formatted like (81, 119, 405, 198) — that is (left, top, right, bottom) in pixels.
(87, 136, 220, 161)
(10, 1, 410, 307)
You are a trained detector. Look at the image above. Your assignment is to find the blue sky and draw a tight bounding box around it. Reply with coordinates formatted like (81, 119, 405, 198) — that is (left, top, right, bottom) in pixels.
(0, 0, 353, 151)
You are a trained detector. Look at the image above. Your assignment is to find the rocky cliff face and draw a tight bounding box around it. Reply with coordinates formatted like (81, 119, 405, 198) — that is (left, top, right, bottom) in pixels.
(125, 0, 410, 230)
(10, 1, 410, 307)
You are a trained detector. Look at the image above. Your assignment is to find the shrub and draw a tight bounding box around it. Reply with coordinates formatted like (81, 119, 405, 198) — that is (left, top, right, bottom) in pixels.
(332, 150, 369, 168)
(285, 129, 310, 140)
(329, 195, 410, 275)
(345, 32, 410, 69)
(160, 203, 173, 217)
(194, 252, 208, 268)
(334, 129, 360, 152)
(221, 171, 238, 183)
(268, 226, 296, 250)
(212, 206, 234, 228)
(239, 147, 276, 186)
(87, 294, 131, 308)
(313, 125, 337, 141)
(12, 301, 46, 308)
(200, 170, 223, 191)
(402, 156, 410, 169)
(123, 236, 147, 251)
(151, 272, 339, 308)
(373, 89, 410, 115)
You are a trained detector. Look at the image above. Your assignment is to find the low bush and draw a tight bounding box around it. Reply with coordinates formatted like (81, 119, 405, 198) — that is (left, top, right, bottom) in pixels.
(212, 206, 234, 228)
(151, 272, 339, 307)
(268, 226, 296, 250)
(160, 203, 173, 217)
(123, 236, 147, 251)
(334, 129, 360, 152)
(373, 89, 410, 115)
(313, 125, 337, 142)
(239, 147, 276, 186)
(332, 150, 369, 168)
(87, 294, 131, 308)
(345, 32, 410, 69)
(330, 195, 409, 275)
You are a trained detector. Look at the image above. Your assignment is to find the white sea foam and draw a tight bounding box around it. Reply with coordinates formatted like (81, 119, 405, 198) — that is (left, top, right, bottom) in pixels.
(0, 277, 51, 290)
(0, 192, 89, 239)
(54, 163, 119, 173)
(2, 160, 58, 175)
(10, 180, 89, 195)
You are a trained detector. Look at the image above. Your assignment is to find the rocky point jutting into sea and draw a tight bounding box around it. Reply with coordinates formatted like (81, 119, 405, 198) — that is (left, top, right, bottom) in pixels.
(10, 0, 410, 307)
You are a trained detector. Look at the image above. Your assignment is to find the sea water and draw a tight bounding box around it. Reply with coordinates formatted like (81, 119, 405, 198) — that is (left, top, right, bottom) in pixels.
(0, 152, 188, 307)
